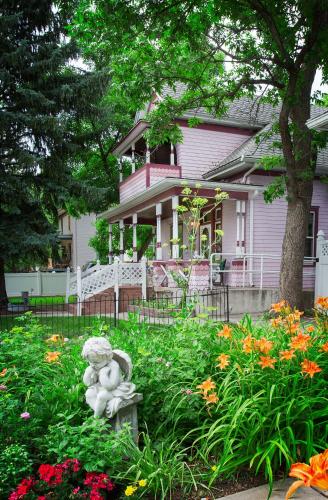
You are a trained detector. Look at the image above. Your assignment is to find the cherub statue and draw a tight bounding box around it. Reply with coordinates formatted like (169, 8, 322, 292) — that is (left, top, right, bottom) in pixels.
(82, 337, 137, 419)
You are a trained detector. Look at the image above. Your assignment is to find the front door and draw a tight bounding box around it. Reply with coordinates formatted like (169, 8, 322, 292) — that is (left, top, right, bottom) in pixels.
(200, 224, 212, 259)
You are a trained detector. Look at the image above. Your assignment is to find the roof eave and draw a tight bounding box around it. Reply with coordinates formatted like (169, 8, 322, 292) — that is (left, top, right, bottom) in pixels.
(204, 157, 256, 180)
(182, 111, 265, 130)
(307, 114, 328, 131)
(112, 120, 149, 156)
(99, 177, 264, 222)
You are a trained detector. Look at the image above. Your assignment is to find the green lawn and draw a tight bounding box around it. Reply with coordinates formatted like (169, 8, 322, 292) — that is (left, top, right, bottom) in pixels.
(9, 295, 77, 305)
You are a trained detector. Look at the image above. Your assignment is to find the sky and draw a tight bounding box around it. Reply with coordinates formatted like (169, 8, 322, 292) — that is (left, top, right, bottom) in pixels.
(313, 69, 328, 95)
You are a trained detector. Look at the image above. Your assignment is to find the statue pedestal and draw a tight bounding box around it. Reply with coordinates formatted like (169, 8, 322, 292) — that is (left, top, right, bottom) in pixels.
(108, 394, 143, 443)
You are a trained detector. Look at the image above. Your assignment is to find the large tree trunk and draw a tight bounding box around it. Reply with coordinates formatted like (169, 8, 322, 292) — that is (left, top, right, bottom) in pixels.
(279, 184, 313, 308)
(0, 257, 8, 308)
(278, 65, 316, 309)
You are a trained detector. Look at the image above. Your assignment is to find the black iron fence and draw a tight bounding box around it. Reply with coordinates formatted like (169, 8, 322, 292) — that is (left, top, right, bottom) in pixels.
(0, 287, 229, 336)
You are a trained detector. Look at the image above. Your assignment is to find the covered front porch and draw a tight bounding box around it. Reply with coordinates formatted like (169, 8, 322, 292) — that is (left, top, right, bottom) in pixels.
(101, 178, 265, 290)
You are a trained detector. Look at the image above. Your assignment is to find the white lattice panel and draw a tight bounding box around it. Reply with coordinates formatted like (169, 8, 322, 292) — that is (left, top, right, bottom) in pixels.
(322, 243, 328, 256)
(119, 263, 143, 284)
(82, 267, 116, 299)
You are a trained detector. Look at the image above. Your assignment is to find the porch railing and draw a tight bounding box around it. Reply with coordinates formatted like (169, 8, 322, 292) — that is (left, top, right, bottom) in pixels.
(210, 253, 316, 290)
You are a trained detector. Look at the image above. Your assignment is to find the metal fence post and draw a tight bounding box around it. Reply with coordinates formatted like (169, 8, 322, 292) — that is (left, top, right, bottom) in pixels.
(65, 267, 70, 304)
(226, 285, 230, 323)
(260, 256, 264, 290)
(77, 266, 82, 316)
(114, 259, 119, 318)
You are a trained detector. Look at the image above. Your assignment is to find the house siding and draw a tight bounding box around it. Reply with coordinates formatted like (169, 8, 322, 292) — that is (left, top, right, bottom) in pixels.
(248, 175, 328, 289)
(177, 125, 253, 179)
(120, 169, 147, 203)
(72, 214, 97, 270)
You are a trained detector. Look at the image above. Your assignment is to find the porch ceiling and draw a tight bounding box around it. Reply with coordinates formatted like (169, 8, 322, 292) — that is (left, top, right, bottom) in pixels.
(100, 178, 265, 223)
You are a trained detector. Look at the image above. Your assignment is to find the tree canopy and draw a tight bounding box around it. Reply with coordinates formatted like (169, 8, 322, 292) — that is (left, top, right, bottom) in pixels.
(71, 0, 328, 307)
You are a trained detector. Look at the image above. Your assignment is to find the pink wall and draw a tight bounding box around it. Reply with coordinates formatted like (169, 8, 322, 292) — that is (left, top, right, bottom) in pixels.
(120, 168, 146, 203)
(248, 175, 328, 289)
(176, 125, 252, 179)
(149, 165, 180, 187)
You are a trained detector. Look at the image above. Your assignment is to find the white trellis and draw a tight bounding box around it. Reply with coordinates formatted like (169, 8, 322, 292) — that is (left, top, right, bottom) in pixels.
(67, 259, 147, 314)
(315, 230, 328, 298)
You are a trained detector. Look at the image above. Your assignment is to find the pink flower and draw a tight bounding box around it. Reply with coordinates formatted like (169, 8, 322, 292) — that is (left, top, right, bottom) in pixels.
(0, 384, 7, 390)
(185, 389, 193, 395)
(20, 412, 30, 419)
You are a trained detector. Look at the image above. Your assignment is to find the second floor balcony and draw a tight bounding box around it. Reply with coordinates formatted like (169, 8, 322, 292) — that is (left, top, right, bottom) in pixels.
(114, 124, 180, 202)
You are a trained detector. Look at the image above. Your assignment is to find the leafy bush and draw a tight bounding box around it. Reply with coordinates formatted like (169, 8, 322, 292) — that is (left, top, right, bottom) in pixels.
(0, 444, 32, 497)
(1, 300, 328, 498)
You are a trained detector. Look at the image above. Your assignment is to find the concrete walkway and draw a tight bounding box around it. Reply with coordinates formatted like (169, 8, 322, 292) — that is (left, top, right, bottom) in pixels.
(220, 479, 324, 499)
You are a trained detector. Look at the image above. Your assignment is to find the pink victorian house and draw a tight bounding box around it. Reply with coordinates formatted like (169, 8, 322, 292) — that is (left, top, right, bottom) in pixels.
(100, 89, 328, 294)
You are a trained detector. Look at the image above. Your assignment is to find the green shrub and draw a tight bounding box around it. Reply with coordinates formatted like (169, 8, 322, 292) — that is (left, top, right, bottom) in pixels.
(0, 444, 32, 497)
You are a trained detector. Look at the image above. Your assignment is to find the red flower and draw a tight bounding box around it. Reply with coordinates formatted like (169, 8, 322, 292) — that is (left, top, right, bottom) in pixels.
(9, 477, 35, 499)
(38, 463, 63, 485)
(84, 472, 114, 492)
(62, 458, 80, 472)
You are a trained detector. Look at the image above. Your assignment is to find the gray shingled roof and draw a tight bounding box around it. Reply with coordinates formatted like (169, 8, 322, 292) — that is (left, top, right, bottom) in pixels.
(204, 124, 328, 179)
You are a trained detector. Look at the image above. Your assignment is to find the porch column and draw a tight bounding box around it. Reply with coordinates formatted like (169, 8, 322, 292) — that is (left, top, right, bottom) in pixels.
(119, 219, 124, 261)
(172, 195, 180, 259)
(156, 203, 163, 260)
(119, 159, 123, 183)
(146, 142, 150, 163)
(236, 200, 246, 256)
(108, 223, 113, 264)
(131, 143, 136, 174)
(170, 143, 175, 165)
(132, 213, 138, 262)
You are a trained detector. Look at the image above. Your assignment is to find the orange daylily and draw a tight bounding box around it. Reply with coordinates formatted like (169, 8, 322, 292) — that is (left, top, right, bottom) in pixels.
(0, 368, 7, 377)
(204, 392, 219, 404)
(242, 335, 254, 353)
(217, 325, 232, 339)
(270, 300, 287, 313)
(280, 350, 296, 361)
(46, 334, 62, 343)
(271, 317, 283, 328)
(197, 378, 216, 394)
(258, 355, 277, 369)
(286, 449, 328, 499)
(306, 325, 315, 333)
(45, 351, 61, 363)
(216, 354, 230, 369)
(321, 342, 328, 352)
(290, 332, 311, 352)
(316, 297, 328, 309)
(286, 323, 301, 335)
(254, 338, 274, 354)
(301, 359, 322, 378)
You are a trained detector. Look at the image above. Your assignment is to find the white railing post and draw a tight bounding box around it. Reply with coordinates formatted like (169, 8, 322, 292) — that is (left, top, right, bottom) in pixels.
(65, 267, 70, 303)
(260, 255, 263, 290)
(77, 266, 82, 316)
(108, 223, 113, 264)
(242, 256, 246, 288)
(96, 259, 101, 271)
(315, 230, 326, 298)
(114, 258, 119, 316)
(141, 257, 147, 299)
(170, 143, 175, 165)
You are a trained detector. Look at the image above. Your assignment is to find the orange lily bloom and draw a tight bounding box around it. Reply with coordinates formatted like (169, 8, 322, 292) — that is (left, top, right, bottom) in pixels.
(254, 338, 274, 354)
(45, 351, 61, 363)
(216, 354, 230, 369)
(197, 378, 216, 394)
(306, 325, 315, 333)
(290, 333, 311, 352)
(0, 368, 7, 377)
(280, 350, 295, 361)
(46, 334, 62, 343)
(286, 449, 328, 499)
(242, 335, 254, 353)
(321, 342, 328, 352)
(270, 300, 287, 313)
(316, 297, 328, 309)
(301, 359, 322, 378)
(271, 317, 283, 328)
(258, 356, 277, 369)
(204, 392, 219, 404)
(217, 325, 232, 339)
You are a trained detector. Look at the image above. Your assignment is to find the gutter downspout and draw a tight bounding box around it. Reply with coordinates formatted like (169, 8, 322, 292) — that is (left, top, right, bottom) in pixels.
(249, 189, 259, 287)
(241, 159, 257, 184)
